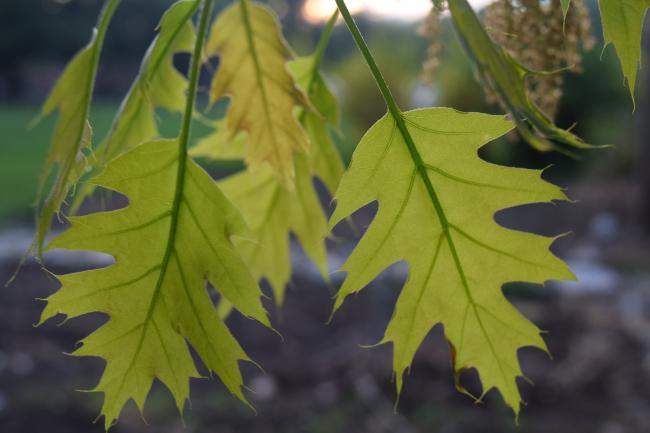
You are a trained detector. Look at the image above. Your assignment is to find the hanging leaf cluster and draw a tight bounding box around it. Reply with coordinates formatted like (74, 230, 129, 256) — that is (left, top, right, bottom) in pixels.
(25, 0, 647, 429)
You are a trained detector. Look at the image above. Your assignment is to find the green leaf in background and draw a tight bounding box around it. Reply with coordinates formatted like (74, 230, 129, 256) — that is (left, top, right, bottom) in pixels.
(329, 108, 574, 416)
(70, 0, 199, 213)
(194, 11, 343, 309)
(206, 0, 310, 182)
(288, 57, 339, 127)
(192, 124, 334, 310)
(39, 139, 269, 428)
(191, 119, 247, 160)
(218, 156, 330, 305)
(192, 123, 331, 309)
(598, 0, 650, 104)
(287, 27, 345, 192)
(34, 0, 121, 254)
(193, 122, 335, 309)
(447, 0, 598, 155)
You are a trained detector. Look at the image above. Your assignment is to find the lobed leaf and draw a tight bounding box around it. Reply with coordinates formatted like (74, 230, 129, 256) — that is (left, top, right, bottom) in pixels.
(193, 126, 335, 308)
(206, 0, 310, 182)
(330, 108, 574, 416)
(193, 126, 330, 307)
(39, 1, 269, 426)
(40, 139, 269, 428)
(287, 52, 344, 193)
(598, 0, 650, 104)
(218, 156, 329, 305)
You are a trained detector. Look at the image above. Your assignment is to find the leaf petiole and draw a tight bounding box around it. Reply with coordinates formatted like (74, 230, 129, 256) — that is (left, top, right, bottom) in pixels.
(312, 10, 339, 75)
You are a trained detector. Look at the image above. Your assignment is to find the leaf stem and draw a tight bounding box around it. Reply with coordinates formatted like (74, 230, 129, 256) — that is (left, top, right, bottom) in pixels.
(80, 0, 121, 134)
(179, 0, 213, 153)
(333, 1, 401, 125)
(298, 10, 338, 125)
(160, 0, 211, 267)
(160, 0, 213, 325)
(74, 0, 122, 163)
(127, 0, 215, 388)
(312, 10, 339, 72)
(171, 0, 213, 245)
(93, 0, 122, 68)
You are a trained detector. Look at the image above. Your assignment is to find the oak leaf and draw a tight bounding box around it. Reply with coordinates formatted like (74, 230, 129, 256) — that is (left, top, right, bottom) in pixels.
(40, 139, 269, 428)
(330, 108, 574, 416)
(206, 0, 310, 181)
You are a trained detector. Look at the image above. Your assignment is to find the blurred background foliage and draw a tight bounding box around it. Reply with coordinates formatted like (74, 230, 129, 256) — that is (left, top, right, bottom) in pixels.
(0, 0, 642, 223)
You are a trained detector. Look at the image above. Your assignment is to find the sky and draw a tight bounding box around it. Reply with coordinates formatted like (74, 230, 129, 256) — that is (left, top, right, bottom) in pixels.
(302, 0, 494, 23)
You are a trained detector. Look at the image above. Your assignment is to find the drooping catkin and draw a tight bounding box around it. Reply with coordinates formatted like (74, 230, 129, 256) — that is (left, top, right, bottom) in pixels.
(419, 1, 447, 86)
(483, 0, 596, 118)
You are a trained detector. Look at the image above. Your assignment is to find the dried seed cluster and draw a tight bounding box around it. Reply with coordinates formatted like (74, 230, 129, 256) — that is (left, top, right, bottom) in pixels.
(484, 0, 596, 118)
(419, 1, 447, 86)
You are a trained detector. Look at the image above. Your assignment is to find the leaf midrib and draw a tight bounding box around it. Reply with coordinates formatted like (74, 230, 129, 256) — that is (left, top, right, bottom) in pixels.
(239, 0, 283, 168)
(389, 115, 512, 390)
(112, 0, 214, 401)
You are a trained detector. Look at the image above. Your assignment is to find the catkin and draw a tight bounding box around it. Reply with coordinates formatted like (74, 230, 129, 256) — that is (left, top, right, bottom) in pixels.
(419, 1, 447, 86)
(483, 0, 596, 118)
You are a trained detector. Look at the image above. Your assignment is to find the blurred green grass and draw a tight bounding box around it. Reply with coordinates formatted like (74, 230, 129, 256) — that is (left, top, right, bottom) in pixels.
(0, 101, 251, 224)
(0, 103, 120, 222)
